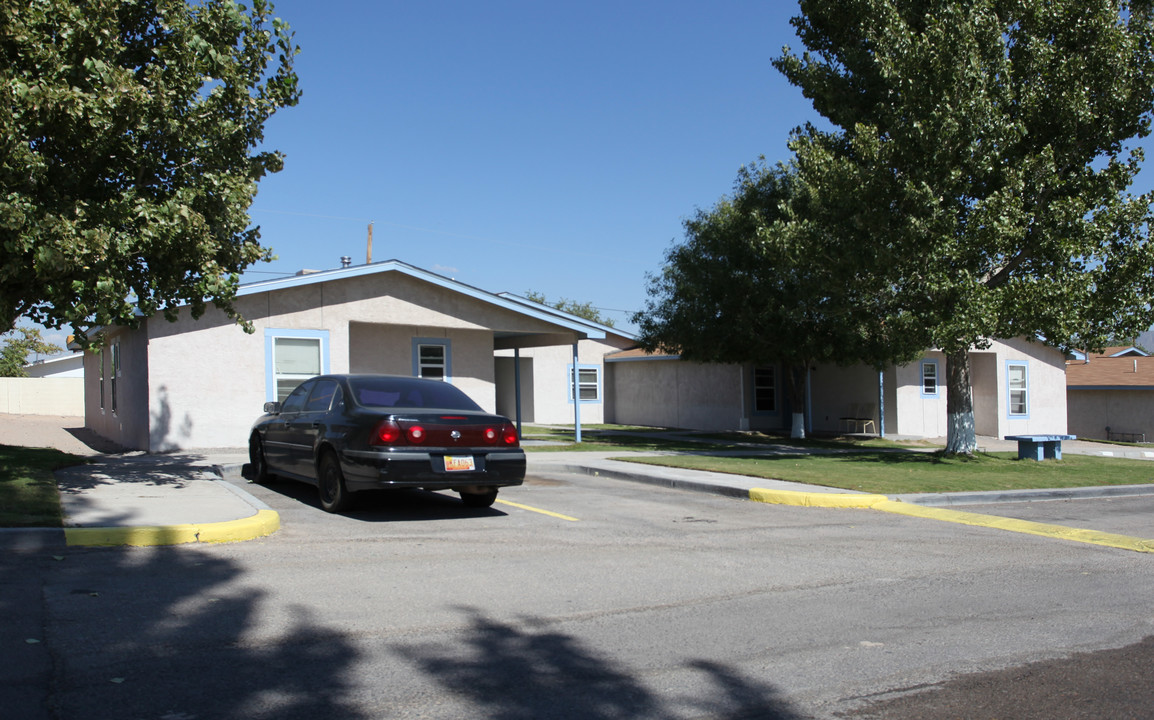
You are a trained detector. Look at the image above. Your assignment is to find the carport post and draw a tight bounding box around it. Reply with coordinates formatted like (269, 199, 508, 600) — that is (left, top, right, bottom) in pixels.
(572, 343, 582, 443)
(514, 348, 523, 436)
(878, 369, 886, 438)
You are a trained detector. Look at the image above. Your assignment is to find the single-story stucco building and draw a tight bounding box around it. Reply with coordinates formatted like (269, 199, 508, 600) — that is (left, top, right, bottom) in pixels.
(83, 260, 634, 451)
(605, 336, 1069, 438)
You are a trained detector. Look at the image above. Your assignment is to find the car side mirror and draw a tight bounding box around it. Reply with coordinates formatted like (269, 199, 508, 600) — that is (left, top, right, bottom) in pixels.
(264, 401, 282, 414)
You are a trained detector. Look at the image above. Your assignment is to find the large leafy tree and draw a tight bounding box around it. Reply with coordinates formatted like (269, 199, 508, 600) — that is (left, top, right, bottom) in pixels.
(634, 160, 924, 438)
(775, 0, 1154, 453)
(0, 0, 300, 346)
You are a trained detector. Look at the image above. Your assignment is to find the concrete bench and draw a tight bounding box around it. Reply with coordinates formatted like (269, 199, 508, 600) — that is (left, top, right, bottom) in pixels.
(1004, 434, 1076, 461)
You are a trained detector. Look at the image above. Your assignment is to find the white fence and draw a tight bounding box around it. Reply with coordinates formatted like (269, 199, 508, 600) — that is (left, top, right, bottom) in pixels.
(0, 377, 84, 416)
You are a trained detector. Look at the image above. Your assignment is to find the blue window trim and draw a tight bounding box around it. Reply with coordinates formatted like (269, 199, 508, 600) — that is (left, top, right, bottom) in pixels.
(752, 365, 779, 416)
(264, 329, 330, 402)
(412, 337, 452, 381)
(1006, 360, 1030, 418)
(567, 363, 602, 404)
(920, 359, 940, 398)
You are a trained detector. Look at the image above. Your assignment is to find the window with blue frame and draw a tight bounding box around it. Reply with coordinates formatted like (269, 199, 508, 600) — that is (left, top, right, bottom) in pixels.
(412, 338, 451, 381)
(1007, 361, 1029, 416)
(568, 364, 601, 403)
(265, 329, 330, 402)
(920, 360, 939, 397)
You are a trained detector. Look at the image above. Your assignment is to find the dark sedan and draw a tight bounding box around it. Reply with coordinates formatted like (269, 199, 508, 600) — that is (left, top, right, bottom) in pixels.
(244, 374, 526, 512)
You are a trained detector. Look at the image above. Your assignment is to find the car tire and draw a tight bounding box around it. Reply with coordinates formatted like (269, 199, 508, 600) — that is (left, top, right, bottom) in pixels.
(459, 489, 498, 508)
(318, 452, 352, 513)
(249, 434, 272, 484)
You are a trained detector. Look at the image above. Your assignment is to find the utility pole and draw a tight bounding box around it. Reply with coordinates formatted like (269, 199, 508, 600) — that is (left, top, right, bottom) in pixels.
(367, 222, 373, 264)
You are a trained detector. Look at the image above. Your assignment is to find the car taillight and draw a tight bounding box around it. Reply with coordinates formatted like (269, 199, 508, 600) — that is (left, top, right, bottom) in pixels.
(370, 420, 402, 446)
(407, 425, 426, 444)
(483, 427, 498, 444)
(501, 423, 519, 446)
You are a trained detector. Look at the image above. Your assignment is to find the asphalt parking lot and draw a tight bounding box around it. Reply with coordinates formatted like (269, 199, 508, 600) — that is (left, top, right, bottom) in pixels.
(4, 414, 1154, 719)
(16, 467, 1150, 719)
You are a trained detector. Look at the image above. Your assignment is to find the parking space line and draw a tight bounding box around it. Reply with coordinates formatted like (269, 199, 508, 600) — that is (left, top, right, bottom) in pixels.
(496, 499, 580, 522)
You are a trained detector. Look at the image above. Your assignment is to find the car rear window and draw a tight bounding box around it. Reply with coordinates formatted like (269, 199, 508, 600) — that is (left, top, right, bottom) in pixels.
(348, 377, 483, 411)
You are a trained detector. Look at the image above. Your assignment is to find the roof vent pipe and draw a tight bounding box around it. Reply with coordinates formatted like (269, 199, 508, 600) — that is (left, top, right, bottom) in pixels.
(340, 256, 352, 268)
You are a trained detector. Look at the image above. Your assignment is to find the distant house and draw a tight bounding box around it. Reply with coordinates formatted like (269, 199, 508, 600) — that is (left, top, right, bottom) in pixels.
(1066, 346, 1154, 442)
(25, 352, 84, 378)
(82, 260, 634, 451)
(605, 336, 1069, 438)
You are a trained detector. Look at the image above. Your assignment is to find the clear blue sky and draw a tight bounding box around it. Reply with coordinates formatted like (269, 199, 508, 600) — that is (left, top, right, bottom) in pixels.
(243, 0, 822, 332)
(22, 0, 1154, 356)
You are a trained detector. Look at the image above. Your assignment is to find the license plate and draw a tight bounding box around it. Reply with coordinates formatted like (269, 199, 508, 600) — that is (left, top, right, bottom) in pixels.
(444, 456, 476, 472)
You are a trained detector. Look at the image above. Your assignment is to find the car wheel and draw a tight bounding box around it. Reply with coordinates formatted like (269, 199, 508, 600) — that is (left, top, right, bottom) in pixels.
(459, 489, 498, 508)
(248, 433, 272, 484)
(318, 452, 352, 513)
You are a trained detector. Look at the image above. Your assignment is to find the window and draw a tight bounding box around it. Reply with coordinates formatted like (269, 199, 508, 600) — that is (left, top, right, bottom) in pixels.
(412, 338, 451, 381)
(280, 379, 313, 414)
(110, 341, 120, 414)
(921, 360, 939, 397)
(99, 346, 105, 411)
(568, 365, 601, 403)
(273, 337, 321, 401)
(418, 344, 446, 379)
(304, 379, 341, 412)
(1008, 362, 1028, 416)
(754, 367, 776, 412)
(265, 330, 330, 402)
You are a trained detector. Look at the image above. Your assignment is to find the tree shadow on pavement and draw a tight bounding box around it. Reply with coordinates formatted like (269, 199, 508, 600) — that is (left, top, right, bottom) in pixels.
(39, 545, 365, 720)
(394, 605, 806, 720)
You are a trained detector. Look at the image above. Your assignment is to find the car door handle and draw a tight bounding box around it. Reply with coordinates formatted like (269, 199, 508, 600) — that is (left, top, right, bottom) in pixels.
(311, 422, 320, 429)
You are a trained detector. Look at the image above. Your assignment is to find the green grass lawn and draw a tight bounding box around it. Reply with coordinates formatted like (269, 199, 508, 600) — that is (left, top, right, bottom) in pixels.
(524, 425, 1154, 494)
(617, 451, 1154, 495)
(0, 445, 86, 527)
(522, 425, 930, 452)
(522, 426, 728, 453)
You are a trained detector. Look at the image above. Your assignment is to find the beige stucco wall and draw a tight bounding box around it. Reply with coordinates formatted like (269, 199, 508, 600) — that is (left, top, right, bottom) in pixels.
(970, 352, 999, 436)
(349, 323, 497, 411)
(990, 336, 1068, 437)
(495, 356, 535, 422)
(808, 363, 881, 434)
(83, 325, 151, 450)
(886, 353, 947, 437)
(0, 377, 84, 415)
(1067, 389, 1154, 441)
(606, 359, 747, 430)
(495, 336, 633, 425)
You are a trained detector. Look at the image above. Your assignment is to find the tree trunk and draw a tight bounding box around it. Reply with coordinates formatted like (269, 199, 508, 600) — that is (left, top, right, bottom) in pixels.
(944, 347, 977, 455)
(785, 363, 807, 439)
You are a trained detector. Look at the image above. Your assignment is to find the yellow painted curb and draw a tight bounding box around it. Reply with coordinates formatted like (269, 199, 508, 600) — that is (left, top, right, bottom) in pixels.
(64, 509, 280, 547)
(747, 488, 1154, 553)
(872, 500, 1154, 554)
(749, 488, 889, 509)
